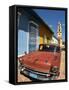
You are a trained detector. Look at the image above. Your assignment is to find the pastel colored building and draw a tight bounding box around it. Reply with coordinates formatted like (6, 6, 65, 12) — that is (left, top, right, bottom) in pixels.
(51, 35, 58, 45)
(18, 8, 54, 56)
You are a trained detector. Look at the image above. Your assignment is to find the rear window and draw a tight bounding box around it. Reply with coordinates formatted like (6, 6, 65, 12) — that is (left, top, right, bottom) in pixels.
(39, 44, 60, 52)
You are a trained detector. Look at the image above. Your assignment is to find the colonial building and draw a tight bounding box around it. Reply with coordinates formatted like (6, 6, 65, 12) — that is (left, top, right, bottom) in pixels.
(57, 22, 63, 47)
(51, 35, 58, 45)
(18, 8, 54, 56)
(39, 23, 53, 45)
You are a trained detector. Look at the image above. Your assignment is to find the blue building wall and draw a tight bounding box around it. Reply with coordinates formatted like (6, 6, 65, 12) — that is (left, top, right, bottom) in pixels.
(18, 11, 29, 56)
(18, 10, 39, 56)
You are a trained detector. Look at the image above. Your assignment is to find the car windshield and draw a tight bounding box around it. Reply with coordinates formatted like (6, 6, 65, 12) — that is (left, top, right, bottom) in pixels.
(39, 45, 60, 52)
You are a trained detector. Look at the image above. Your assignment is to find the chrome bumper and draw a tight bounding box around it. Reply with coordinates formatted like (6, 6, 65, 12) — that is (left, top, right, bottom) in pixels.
(20, 67, 59, 81)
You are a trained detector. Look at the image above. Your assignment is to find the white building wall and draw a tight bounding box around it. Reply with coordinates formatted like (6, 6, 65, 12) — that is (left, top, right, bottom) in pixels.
(51, 36, 58, 45)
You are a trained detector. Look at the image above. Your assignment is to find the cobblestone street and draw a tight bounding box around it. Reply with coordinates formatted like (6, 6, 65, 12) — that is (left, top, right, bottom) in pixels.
(17, 50, 65, 82)
(57, 50, 65, 80)
(18, 70, 31, 82)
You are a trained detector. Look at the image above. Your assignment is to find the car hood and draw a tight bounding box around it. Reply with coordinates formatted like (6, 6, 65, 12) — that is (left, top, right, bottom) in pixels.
(19, 51, 59, 73)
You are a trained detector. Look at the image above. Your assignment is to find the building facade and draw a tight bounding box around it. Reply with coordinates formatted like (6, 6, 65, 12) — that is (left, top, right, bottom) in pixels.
(51, 35, 58, 45)
(39, 23, 53, 45)
(18, 8, 54, 56)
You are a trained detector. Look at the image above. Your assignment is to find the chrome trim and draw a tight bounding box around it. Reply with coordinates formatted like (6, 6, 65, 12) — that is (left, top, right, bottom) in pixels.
(22, 66, 57, 76)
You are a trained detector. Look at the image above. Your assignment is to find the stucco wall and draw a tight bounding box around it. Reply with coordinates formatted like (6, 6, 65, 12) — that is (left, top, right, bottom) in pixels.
(18, 9, 53, 56)
(51, 36, 58, 45)
(18, 10, 29, 56)
(18, 10, 39, 56)
(39, 23, 53, 44)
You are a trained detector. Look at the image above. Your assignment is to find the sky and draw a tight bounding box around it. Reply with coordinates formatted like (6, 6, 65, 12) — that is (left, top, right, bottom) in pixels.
(34, 9, 65, 41)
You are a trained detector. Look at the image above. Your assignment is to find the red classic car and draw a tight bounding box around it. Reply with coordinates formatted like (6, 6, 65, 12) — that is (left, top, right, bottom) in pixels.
(18, 44, 61, 80)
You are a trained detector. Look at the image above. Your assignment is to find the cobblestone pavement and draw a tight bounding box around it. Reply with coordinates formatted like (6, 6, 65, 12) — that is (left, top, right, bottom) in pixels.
(17, 70, 32, 82)
(17, 50, 65, 82)
(57, 50, 65, 80)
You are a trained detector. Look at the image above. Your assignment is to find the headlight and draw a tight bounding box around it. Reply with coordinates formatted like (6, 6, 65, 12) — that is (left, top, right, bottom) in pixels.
(51, 66, 59, 73)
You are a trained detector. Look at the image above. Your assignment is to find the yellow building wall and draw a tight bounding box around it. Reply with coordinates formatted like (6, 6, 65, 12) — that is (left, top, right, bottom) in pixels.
(39, 23, 53, 44)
